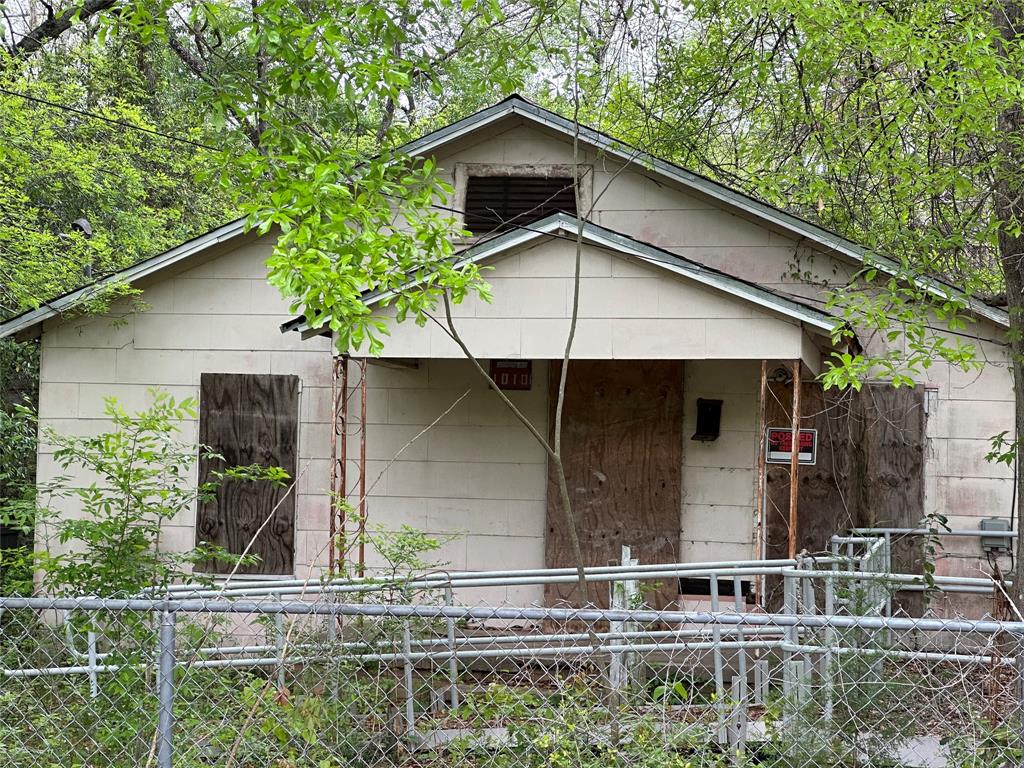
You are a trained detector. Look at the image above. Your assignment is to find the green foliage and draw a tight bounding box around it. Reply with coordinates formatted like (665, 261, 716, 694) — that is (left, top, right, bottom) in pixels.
(0, 39, 229, 321)
(651, 680, 690, 704)
(28, 389, 285, 596)
(0, 399, 40, 595)
(920, 509, 952, 593)
(442, 677, 733, 768)
(0, 403, 37, 519)
(943, 717, 1022, 767)
(455, 683, 542, 723)
(603, 0, 1019, 390)
(94, 0, 559, 356)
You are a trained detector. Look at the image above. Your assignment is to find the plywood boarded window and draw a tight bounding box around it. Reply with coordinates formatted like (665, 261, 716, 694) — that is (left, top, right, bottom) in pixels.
(464, 175, 577, 234)
(763, 381, 926, 611)
(196, 373, 299, 575)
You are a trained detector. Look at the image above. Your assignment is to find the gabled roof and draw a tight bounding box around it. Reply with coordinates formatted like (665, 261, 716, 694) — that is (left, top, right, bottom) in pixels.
(406, 95, 1008, 329)
(0, 219, 248, 340)
(0, 93, 1009, 341)
(282, 212, 843, 339)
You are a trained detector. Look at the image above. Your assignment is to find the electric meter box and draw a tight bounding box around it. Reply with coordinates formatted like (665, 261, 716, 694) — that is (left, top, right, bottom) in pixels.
(980, 517, 1012, 554)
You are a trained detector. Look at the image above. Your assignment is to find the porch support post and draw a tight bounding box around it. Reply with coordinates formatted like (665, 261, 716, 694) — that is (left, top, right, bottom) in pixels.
(357, 357, 368, 576)
(329, 355, 345, 575)
(787, 359, 802, 558)
(754, 360, 769, 603)
(337, 355, 350, 571)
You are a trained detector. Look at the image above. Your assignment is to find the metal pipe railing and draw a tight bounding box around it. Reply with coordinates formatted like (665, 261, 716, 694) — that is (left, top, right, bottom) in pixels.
(156, 559, 816, 598)
(7, 549, 1015, 693)
(5, 596, 1024, 634)
(851, 527, 1018, 538)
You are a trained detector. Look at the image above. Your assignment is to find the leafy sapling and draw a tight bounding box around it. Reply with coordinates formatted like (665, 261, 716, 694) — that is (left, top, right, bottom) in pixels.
(32, 389, 287, 596)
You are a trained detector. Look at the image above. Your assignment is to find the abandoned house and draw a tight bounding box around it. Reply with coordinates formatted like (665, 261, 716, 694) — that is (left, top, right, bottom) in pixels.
(0, 95, 1014, 609)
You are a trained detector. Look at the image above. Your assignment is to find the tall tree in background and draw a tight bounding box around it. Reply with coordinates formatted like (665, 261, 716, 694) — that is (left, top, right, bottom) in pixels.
(603, 0, 1024, 601)
(994, 0, 1024, 604)
(0, 38, 230, 319)
(0, 23, 231, 566)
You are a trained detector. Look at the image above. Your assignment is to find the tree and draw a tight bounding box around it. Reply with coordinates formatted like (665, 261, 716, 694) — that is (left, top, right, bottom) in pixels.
(606, 0, 1024, 602)
(0, 28, 233, 565)
(0, 39, 230, 319)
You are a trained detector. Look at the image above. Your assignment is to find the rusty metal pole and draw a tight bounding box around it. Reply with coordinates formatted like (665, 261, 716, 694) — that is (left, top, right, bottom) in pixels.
(338, 355, 350, 571)
(357, 357, 368, 576)
(329, 356, 340, 575)
(754, 360, 769, 604)
(787, 359, 802, 559)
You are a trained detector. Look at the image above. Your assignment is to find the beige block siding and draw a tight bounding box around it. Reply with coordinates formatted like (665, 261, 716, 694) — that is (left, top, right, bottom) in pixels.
(344, 358, 549, 604)
(433, 119, 845, 289)
(679, 361, 761, 564)
(35, 237, 333, 577)
(346, 358, 761, 602)
(921, 333, 1015, 580)
(375, 238, 823, 363)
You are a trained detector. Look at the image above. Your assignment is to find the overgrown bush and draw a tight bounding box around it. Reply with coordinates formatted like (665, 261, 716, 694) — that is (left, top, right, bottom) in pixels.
(8, 389, 286, 596)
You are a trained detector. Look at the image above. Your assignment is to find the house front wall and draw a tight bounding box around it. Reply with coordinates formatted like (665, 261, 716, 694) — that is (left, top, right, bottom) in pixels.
(30, 112, 1015, 592)
(430, 117, 1017, 582)
(353, 357, 761, 605)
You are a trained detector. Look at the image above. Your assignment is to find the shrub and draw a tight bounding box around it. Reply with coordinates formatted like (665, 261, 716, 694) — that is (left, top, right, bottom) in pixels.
(29, 389, 285, 596)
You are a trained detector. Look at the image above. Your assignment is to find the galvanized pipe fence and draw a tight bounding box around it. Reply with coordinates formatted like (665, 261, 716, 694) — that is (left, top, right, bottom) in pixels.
(2, 534, 1021, 768)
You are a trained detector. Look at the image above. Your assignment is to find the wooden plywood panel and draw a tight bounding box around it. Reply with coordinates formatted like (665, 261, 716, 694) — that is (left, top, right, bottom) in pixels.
(764, 383, 861, 562)
(545, 360, 683, 608)
(763, 379, 925, 610)
(860, 385, 926, 614)
(196, 373, 299, 575)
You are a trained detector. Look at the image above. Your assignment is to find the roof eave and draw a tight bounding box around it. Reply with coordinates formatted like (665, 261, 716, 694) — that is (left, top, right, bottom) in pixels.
(287, 212, 842, 339)
(0, 219, 249, 340)
(401, 97, 1009, 330)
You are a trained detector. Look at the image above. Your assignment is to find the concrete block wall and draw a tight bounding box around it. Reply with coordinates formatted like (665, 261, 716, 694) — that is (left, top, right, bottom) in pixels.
(346, 359, 549, 605)
(679, 361, 760, 563)
(35, 237, 334, 577)
(342, 357, 762, 601)
(920, 335, 1015, 581)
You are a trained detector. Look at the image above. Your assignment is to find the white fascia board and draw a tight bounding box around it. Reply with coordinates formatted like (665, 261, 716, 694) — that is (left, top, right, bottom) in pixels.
(574, 222, 839, 334)
(0, 218, 247, 340)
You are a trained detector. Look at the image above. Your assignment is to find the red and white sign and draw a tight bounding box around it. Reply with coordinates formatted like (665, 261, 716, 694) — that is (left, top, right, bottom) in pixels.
(489, 360, 532, 391)
(766, 428, 817, 465)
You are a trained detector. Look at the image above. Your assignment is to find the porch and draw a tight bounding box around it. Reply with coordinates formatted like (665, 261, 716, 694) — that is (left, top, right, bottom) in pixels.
(298, 219, 924, 608)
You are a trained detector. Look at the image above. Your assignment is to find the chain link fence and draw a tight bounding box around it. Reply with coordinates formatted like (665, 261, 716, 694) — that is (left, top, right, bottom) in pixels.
(2, 555, 1024, 768)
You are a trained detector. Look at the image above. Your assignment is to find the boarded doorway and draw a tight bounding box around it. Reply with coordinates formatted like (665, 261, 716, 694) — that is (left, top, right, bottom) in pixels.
(545, 360, 683, 607)
(764, 380, 926, 611)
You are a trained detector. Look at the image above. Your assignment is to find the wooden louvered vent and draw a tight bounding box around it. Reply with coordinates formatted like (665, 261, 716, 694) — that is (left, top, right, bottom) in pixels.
(464, 175, 578, 234)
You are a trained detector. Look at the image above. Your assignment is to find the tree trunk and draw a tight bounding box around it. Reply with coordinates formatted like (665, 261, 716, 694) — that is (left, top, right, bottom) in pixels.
(994, 0, 1024, 608)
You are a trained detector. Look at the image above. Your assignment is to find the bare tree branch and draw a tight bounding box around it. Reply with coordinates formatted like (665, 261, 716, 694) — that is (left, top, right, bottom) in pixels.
(6, 0, 116, 58)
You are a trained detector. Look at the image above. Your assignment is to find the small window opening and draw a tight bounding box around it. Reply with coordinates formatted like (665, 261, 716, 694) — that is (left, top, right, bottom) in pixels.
(464, 175, 577, 235)
(678, 577, 752, 599)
